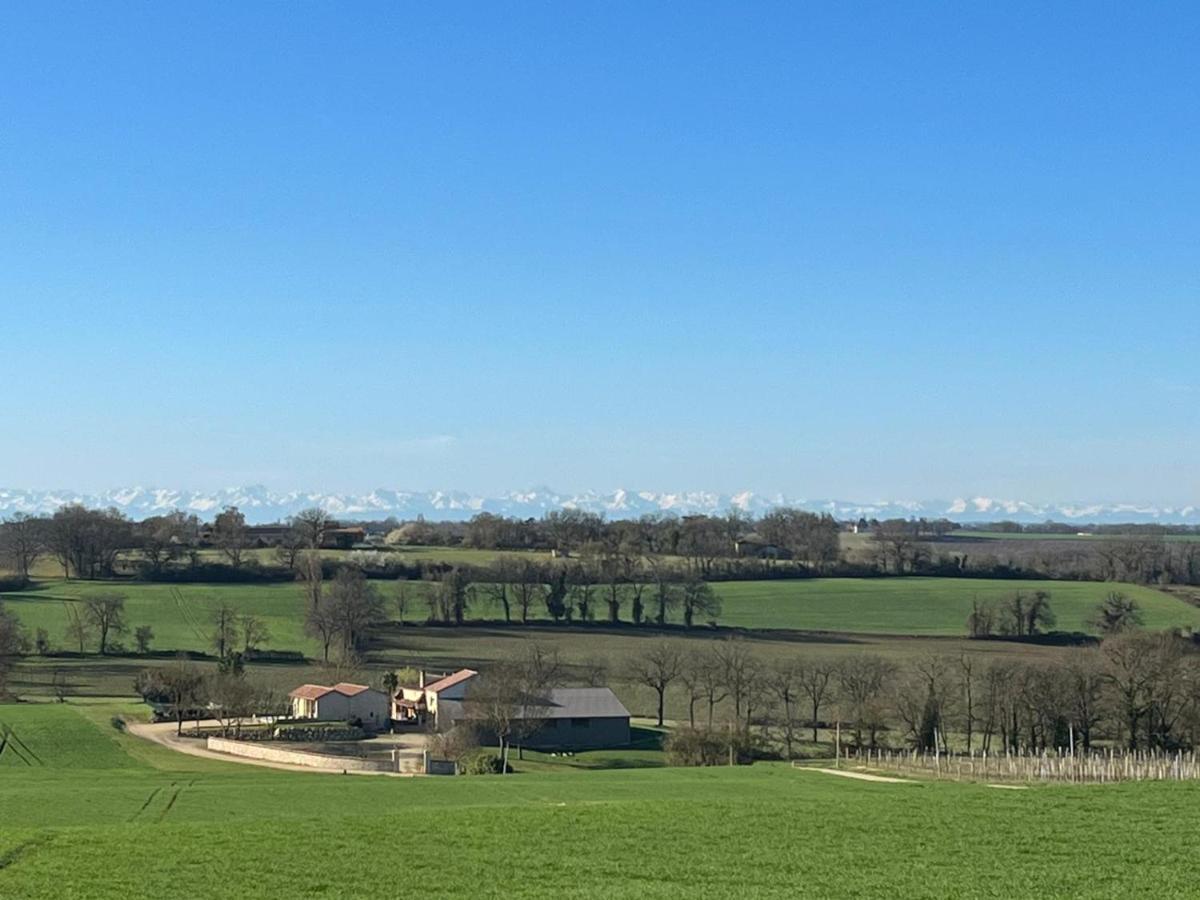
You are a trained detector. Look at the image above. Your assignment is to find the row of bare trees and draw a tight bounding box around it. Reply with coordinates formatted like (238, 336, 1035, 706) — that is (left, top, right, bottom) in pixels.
(134, 655, 286, 738)
(626, 631, 1200, 760)
(410, 560, 722, 628)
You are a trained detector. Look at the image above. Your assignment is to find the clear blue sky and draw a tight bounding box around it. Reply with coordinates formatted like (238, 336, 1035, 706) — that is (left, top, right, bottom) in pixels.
(2, 2, 1197, 503)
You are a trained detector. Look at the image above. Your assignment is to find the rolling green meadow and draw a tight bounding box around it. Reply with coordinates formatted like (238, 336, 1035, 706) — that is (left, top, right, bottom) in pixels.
(3, 701, 1200, 898)
(6, 576, 1196, 660)
(5, 572, 1200, 897)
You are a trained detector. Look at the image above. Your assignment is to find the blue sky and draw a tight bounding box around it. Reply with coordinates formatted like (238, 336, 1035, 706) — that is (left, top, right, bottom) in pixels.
(1, 2, 1197, 503)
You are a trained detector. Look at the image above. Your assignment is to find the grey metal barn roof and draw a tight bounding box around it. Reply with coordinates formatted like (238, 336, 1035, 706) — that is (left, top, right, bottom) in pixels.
(536, 688, 630, 720)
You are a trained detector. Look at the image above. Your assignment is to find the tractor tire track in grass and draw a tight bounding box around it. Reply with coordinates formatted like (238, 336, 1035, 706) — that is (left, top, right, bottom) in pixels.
(157, 786, 183, 822)
(170, 589, 208, 647)
(0, 725, 44, 767)
(128, 787, 163, 822)
(0, 836, 51, 872)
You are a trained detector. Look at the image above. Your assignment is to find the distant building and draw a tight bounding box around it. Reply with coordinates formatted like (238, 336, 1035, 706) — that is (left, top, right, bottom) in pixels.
(321, 527, 367, 550)
(288, 682, 390, 729)
(510, 687, 631, 750)
(392, 669, 479, 729)
(733, 534, 793, 560)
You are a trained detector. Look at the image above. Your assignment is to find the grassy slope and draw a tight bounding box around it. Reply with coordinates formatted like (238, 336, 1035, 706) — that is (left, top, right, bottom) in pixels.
(713, 578, 1200, 634)
(7, 577, 1197, 658)
(2, 703, 1200, 898)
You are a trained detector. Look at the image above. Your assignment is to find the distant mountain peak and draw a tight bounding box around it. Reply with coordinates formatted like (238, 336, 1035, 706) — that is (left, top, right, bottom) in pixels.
(0, 486, 1197, 525)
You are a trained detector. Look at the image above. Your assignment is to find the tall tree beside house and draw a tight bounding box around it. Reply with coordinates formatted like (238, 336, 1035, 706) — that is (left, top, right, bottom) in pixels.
(82, 592, 127, 655)
(463, 646, 562, 773)
(213, 506, 248, 568)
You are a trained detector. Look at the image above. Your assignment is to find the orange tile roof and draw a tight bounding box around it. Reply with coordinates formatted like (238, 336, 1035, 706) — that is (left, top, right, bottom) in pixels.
(289, 684, 332, 700)
(290, 682, 375, 700)
(332, 682, 371, 696)
(423, 669, 478, 694)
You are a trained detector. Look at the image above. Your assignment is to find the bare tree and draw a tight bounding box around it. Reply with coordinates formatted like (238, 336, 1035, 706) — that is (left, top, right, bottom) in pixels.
(836, 656, 896, 749)
(627, 641, 683, 727)
(0, 513, 45, 582)
(713, 639, 760, 727)
(768, 660, 802, 758)
(679, 579, 721, 628)
(63, 602, 93, 654)
(291, 508, 332, 549)
(511, 561, 544, 625)
(83, 592, 127, 655)
(160, 655, 205, 735)
(463, 647, 561, 772)
(395, 581, 412, 625)
(327, 567, 385, 656)
(0, 601, 26, 695)
(240, 614, 271, 654)
(213, 506, 248, 568)
(796, 658, 836, 743)
(298, 549, 323, 610)
(304, 598, 338, 663)
(134, 625, 154, 654)
(273, 526, 308, 570)
(209, 601, 239, 660)
(1090, 592, 1144, 635)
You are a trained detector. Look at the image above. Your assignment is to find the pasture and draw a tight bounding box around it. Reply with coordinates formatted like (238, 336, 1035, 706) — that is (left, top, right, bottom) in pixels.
(2, 702, 1200, 898)
(5, 577, 1194, 664)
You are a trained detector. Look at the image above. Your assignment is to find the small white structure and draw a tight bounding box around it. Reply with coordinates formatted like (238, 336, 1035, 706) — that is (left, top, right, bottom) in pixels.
(392, 669, 478, 730)
(289, 682, 390, 729)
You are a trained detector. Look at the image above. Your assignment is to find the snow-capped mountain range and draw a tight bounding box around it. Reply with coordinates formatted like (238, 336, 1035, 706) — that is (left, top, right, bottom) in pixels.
(0, 486, 1197, 525)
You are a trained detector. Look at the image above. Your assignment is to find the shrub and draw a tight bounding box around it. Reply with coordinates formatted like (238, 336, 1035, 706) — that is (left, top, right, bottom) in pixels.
(665, 727, 757, 767)
(461, 751, 509, 775)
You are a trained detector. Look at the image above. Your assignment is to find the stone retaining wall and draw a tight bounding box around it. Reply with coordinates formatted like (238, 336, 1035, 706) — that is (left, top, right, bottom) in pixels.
(206, 736, 425, 773)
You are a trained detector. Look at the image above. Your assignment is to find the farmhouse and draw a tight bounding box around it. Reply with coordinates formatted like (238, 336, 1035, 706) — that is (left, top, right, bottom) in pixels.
(392, 669, 479, 729)
(288, 682, 390, 729)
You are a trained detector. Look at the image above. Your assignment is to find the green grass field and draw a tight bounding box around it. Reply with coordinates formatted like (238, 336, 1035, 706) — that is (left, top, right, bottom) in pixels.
(2, 702, 1200, 898)
(712, 578, 1200, 635)
(949, 530, 1200, 542)
(6, 577, 1195, 663)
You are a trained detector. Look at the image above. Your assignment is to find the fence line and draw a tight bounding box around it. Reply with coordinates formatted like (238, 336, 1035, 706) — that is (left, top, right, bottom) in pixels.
(840, 746, 1200, 784)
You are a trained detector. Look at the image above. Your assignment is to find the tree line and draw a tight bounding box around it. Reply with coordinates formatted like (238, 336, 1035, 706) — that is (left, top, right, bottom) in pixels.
(6, 504, 1200, 589)
(626, 629, 1200, 765)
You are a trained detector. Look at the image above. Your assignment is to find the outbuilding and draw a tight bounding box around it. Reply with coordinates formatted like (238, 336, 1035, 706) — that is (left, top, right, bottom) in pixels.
(289, 682, 390, 730)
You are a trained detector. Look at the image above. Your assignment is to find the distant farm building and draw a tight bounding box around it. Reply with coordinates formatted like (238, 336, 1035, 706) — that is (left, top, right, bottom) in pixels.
(733, 534, 794, 560)
(320, 527, 366, 550)
(510, 687, 631, 749)
(288, 683, 390, 729)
